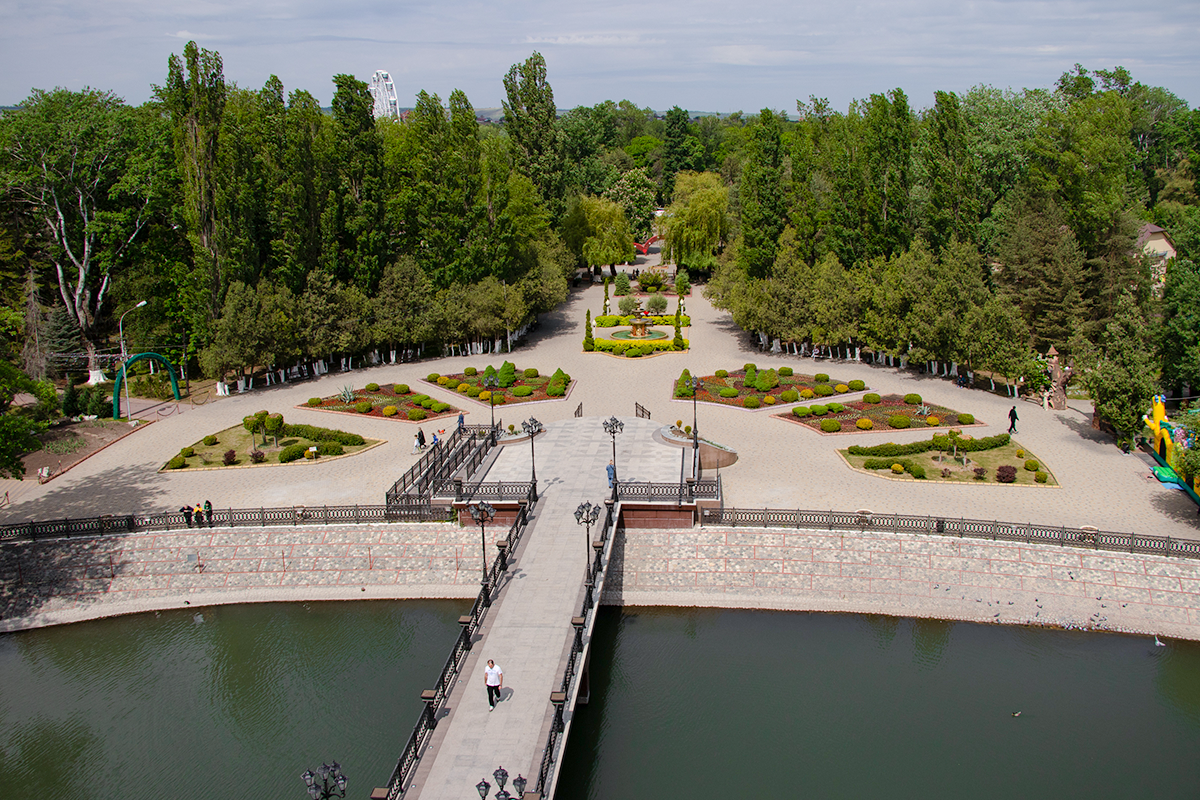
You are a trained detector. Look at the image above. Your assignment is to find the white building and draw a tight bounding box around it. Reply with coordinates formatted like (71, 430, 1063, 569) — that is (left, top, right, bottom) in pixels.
(369, 70, 399, 120)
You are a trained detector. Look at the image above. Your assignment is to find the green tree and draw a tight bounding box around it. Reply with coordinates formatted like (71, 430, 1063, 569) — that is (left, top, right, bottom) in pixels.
(583, 308, 594, 351)
(1081, 291, 1160, 445)
(579, 197, 633, 269)
(663, 172, 729, 271)
(1160, 258, 1200, 392)
(502, 52, 565, 220)
(0, 361, 57, 478)
(604, 168, 657, 240)
(737, 110, 789, 278)
(920, 91, 979, 250)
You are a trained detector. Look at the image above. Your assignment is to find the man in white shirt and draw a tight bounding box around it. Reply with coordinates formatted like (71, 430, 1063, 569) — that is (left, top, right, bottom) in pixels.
(484, 659, 503, 710)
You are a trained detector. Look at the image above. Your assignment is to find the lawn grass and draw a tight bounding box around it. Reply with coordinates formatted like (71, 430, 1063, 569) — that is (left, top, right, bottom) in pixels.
(841, 439, 1057, 486)
(163, 423, 379, 470)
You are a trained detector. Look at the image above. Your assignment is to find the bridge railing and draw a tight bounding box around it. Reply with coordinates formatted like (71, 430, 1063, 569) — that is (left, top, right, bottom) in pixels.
(382, 483, 538, 800)
(700, 507, 1200, 560)
(385, 425, 495, 505)
(430, 480, 538, 504)
(614, 478, 719, 502)
(0, 503, 454, 544)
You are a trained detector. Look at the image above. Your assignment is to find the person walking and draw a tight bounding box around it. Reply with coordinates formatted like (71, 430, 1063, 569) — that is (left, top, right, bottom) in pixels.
(417, 428, 426, 450)
(457, 412, 465, 430)
(203, 500, 213, 527)
(606, 460, 615, 489)
(1008, 406, 1019, 434)
(484, 659, 503, 710)
(412, 433, 421, 454)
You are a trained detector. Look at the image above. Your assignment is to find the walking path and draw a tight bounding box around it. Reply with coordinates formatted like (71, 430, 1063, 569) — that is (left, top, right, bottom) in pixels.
(406, 417, 678, 798)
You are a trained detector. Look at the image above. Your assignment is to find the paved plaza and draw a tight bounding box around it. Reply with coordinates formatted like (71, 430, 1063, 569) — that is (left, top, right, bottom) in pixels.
(3, 283, 1197, 542)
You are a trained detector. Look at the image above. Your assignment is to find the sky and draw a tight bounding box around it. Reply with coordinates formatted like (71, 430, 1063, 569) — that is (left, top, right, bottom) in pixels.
(2, 0, 1197, 113)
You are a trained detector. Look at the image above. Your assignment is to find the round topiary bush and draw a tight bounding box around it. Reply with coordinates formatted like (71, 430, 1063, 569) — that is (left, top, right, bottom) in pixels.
(888, 415, 911, 429)
(826, 402, 844, 413)
(166, 455, 186, 470)
(904, 393, 922, 405)
(744, 396, 761, 409)
(908, 465, 927, 479)
(365, 382, 380, 392)
(355, 401, 372, 414)
(1035, 471, 1048, 483)
(863, 393, 881, 404)
(719, 387, 738, 398)
(957, 413, 975, 425)
(421, 398, 436, 409)
(427, 373, 440, 382)
(1024, 459, 1040, 472)
(891, 463, 905, 474)
(763, 395, 777, 405)
(820, 419, 841, 433)
(835, 384, 849, 393)
(180, 446, 194, 457)
(465, 367, 477, 376)
(810, 404, 828, 416)
(478, 390, 491, 402)
(382, 405, 398, 417)
(814, 384, 835, 397)
(524, 368, 539, 378)
(437, 376, 449, 385)
(779, 389, 799, 403)
(792, 406, 810, 417)
(848, 379, 866, 391)
(457, 384, 471, 393)
(411, 394, 428, 403)
(778, 366, 793, 377)
(408, 408, 427, 421)
(926, 416, 940, 426)
(815, 373, 830, 383)
(513, 386, 533, 397)
(800, 388, 816, 399)
(317, 441, 344, 456)
(203, 435, 218, 446)
(715, 369, 729, 378)
(996, 465, 1017, 483)
(394, 384, 410, 394)
(445, 379, 460, 389)
(857, 418, 874, 430)
(493, 395, 506, 405)
(467, 386, 481, 397)
(1016, 449, 1025, 458)
(308, 397, 322, 407)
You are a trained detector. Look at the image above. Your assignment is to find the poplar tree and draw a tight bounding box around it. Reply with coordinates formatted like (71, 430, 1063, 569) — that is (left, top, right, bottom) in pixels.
(503, 52, 565, 221)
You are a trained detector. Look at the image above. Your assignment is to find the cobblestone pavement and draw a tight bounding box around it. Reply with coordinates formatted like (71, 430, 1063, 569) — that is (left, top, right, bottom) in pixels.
(608, 526, 1200, 641)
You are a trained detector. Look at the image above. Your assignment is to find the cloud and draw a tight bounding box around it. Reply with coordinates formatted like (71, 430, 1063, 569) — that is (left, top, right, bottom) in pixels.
(521, 33, 663, 47)
(708, 45, 809, 67)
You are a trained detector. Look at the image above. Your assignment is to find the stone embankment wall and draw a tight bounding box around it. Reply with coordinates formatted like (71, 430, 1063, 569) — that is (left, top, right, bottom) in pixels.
(604, 525, 1200, 641)
(0, 523, 483, 632)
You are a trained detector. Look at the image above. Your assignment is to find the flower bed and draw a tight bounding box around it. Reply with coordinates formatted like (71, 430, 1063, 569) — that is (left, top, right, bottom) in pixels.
(774, 393, 981, 433)
(302, 383, 460, 423)
(839, 434, 1056, 485)
(674, 366, 866, 409)
(424, 363, 572, 406)
(163, 416, 378, 470)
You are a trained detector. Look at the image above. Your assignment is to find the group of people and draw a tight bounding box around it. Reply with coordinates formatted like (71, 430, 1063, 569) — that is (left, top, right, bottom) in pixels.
(410, 413, 468, 455)
(179, 500, 213, 527)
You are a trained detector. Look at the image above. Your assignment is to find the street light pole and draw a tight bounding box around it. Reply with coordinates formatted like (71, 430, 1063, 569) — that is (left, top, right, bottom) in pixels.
(119, 300, 147, 422)
(468, 501, 496, 607)
(602, 416, 623, 502)
(575, 501, 602, 610)
(521, 417, 541, 497)
(689, 376, 703, 479)
(483, 374, 499, 442)
(301, 762, 347, 799)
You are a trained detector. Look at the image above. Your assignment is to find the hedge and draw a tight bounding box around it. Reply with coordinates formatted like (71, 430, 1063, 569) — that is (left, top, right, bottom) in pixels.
(408, 409, 427, 421)
(594, 314, 692, 327)
(317, 441, 344, 456)
(862, 458, 925, 478)
(594, 337, 688, 355)
(282, 423, 366, 446)
(279, 443, 308, 463)
(847, 433, 1011, 458)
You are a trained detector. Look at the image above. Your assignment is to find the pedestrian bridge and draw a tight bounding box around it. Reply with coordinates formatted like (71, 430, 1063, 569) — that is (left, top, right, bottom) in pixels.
(373, 417, 720, 799)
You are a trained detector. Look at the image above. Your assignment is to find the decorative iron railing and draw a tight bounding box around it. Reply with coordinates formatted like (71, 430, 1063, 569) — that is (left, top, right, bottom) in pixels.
(385, 425, 495, 506)
(382, 483, 538, 799)
(700, 507, 1200, 560)
(635, 402, 651, 420)
(429, 479, 538, 504)
(615, 479, 719, 502)
(0, 503, 453, 543)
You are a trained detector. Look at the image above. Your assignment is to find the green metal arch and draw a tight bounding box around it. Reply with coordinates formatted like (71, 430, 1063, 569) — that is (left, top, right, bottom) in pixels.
(112, 353, 181, 419)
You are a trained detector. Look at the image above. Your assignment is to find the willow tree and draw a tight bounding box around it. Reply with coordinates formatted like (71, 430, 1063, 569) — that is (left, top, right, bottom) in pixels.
(662, 171, 728, 272)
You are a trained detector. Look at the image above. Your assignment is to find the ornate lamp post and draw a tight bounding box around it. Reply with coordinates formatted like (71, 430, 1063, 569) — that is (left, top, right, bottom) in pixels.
(602, 416, 623, 501)
(575, 501, 602, 609)
(118, 300, 147, 422)
(483, 374, 500, 443)
(468, 501, 496, 607)
(689, 376, 703, 479)
(301, 762, 347, 799)
(477, 766, 527, 800)
(521, 417, 541, 492)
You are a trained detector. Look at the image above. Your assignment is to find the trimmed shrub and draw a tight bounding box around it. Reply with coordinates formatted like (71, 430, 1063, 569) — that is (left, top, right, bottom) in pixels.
(1035, 471, 1049, 483)
(427, 373, 440, 382)
(891, 463, 905, 474)
(826, 403, 844, 413)
(779, 389, 799, 403)
(863, 393, 881, 404)
(888, 415, 911, 429)
(250, 449, 265, 464)
(308, 397, 322, 407)
(926, 416, 940, 426)
(408, 409, 427, 421)
(493, 395, 506, 405)
(743, 364, 757, 388)
(467, 386, 481, 398)
(715, 369, 729, 378)
(763, 395, 777, 405)
(857, 418, 874, 430)
(904, 393, 922, 405)
(394, 384, 410, 394)
(465, 367, 477, 376)
(647, 293, 668, 314)
(957, 413, 975, 425)
(317, 441, 344, 456)
(365, 382, 380, 392)
(513, 386, 533, 397)
(814, 383, 835, 397)
(432, 402, 450, 413)
(1016, 449, 1025, 458)
(524, 368, 539, 378)
(744, 396, 761, 409)
(180, 446, 195, 457)
(800, 388, 816, 399)
(810, 404, 828, 416)
(410, 394, 429, 403)
(546, 384, 565, 397)
(166, 455, 186, 470)
(457, 384, 471, 394)
(815, 373, 829, 383)
(420, 398, 435, 409)
(848, 379, 866, 391)
(1024, 459, 1040, 472)
(279, 444, 307, 463)
(820, 419, 841, 433)
(908, 465, 926, 479)
(614, 271, 632, 295)
(996, 465, 1017, 483)
(382, 405, 398, 417)
(203, 435, 218, 446)
(792, 406, 811, 417)
(755, 369, 780, 392)
(744, 363, 757, 373)
(445, 379, 460, 389)
(835, 384, 849, 393)
(436, 375, 449, 386)
(719, 387, 738, 398)
(779, 366, 794, 377)
(281, 424, 365, 446)
(498, 361, 517, 388)
(974, 467, 987, 480)
(618, 295, 640, 315)
(847, 433, 1009, 458)
(355, 401, 373, 414)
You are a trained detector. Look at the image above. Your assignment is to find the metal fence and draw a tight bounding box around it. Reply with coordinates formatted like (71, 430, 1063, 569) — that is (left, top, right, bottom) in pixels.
(574, 402, 583, 418)
(385, 425, 495, 506)
(430, 479, 538, 504)
(615, 478, 719, 503)
(0, 503, 454, 544)
(383, 485, 538, 800)
(700, 507, 1200, 560)
(635, 402, 651, 420)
